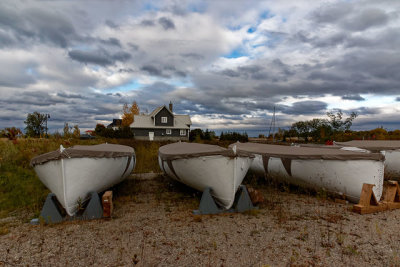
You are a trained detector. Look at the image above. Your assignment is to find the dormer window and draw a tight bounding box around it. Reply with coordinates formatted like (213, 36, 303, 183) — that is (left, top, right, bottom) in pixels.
(161, 117, 167, 123)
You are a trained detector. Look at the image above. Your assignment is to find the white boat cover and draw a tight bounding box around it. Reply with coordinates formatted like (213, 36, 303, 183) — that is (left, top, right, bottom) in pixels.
(232, 142, 384, 178)
(335, 140, 400, 152)
(232, 142, 384, 160)
(31, 143, 135, 166)
(158, 142, 253, 160)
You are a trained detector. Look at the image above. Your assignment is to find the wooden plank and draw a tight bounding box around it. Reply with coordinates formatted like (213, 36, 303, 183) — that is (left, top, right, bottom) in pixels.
(334, 198, 347, 204)
(353, 203, 387, 214)
(353, 183, 388, 214)
(358, 184, 374, 206)
(102, 191, 113, 218)
(381, 181, 400, 210)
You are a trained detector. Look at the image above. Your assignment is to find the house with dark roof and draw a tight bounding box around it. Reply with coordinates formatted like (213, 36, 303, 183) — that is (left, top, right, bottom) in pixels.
(107, 119, 122, 130)
(130, 102, 191, 141)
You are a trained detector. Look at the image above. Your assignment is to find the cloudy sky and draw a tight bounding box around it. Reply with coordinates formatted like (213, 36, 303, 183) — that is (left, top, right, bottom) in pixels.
(1, 0, 399, 135)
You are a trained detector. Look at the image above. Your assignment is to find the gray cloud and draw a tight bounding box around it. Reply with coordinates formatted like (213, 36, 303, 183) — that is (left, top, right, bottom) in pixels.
(56, 92, 84, 99)
(312, 5, 390, 32)
(0, 31, 16, 48)
(180, 53, 204, 60)
(1, 91, 66, 107)
(312, 3, 354, 24)
(342, 94, 365, 101)
(68, 49, 131, 66)
(349, 107, 381, 115)
(141, 65, 164, 77)
(68, 49, 113, 66)
(141, 19, 155, 27)
(282, 101, 328, 115)
(158, 17, 175, 30)
(100, 37, 122, 47)
(341, 8, 390, 32)
(352, 113, 400, 131)
(105, 19, 118, 29)
(1, 1, 400, 133)
(0, 3, 78, 48)
(220, 69, 240, 77)
(140, 64, 187, 78)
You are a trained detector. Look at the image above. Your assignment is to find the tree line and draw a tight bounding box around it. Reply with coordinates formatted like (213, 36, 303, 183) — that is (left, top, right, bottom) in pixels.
(3, 108, 400, 142)
(189, 129, 248, 142)
(283, 111, 358, 143)
(270, 110, 400, 142)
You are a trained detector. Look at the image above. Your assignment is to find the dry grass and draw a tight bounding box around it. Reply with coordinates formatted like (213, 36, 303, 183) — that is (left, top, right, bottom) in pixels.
(1, 175, 400, 266)
(0, 138, 169, 219)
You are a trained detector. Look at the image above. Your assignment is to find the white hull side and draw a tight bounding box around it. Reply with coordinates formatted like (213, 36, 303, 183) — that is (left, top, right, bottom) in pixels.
(34, 156, 135, 216)
(250, 154, 384, 202)
(158, 155, 253, 209)
(383, 150, 400, 179)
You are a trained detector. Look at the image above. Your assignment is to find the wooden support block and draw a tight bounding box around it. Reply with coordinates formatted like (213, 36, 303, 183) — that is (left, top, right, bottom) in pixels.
(247, 186, 264, 205)
(102, 191, 113, 218)
(353, 183, 388, 214)
(353, 203, 387, 214)
(334, 198, 347, 204)
(381, 180, 400, 210)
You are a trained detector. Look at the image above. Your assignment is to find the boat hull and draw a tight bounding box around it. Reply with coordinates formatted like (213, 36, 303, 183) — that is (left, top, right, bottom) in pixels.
(335, 141, 400, 180)
(381, 150, 400, 179)
(158, 155, 253, 209)
(34, 155, 135, 216)
(251, 154, 384, 202)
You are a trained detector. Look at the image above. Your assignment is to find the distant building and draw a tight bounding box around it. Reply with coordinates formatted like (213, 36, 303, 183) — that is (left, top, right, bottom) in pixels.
(81, 130, 95, 139)
(85, 130, 95, 136)
(107, 119, 122, 130)
(130, 102, 191, 141)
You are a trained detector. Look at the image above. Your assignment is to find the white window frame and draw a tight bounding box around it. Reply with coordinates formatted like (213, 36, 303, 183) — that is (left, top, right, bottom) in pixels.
(166, 129, 171, 135)
(180, 129, 186, 136)
(161, 117, 167, 123)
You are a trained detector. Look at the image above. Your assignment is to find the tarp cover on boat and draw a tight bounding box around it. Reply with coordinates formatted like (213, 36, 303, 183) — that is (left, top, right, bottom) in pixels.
(31, 143, 135, 166)
(335, 140, 400, 152)
(159, 142, 254, 160)
(231, 142, 384, 161)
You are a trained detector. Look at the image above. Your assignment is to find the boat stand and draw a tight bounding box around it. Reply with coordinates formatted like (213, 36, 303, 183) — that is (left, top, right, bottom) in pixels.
(353, 181, 400, 214)
(193, 185, 257, 215)
(32, 192, 104, 224)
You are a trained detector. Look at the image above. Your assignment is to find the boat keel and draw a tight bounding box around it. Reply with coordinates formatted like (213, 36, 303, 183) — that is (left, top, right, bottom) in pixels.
(193, 185, 257, 215)
(353, 181, 400, 214)
(33, 191, 104, 224)
(39, 193, 64, 224)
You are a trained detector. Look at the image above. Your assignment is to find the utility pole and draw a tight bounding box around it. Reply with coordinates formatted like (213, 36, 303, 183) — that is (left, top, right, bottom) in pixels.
(268, 106, 276, 142)
(45, 114, 50, 138)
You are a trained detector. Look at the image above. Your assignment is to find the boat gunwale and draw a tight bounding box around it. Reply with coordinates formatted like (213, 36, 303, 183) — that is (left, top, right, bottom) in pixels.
(232, 143, 384, 161)
(31, 144, 135, 167)
(158, 143, 254, 161)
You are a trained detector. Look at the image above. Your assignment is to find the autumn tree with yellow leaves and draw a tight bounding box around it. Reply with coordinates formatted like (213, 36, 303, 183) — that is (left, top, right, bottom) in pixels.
(122, 101, 140, 126)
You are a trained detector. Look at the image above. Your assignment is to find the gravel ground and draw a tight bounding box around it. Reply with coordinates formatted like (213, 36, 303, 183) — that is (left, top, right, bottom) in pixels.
(1, 174, 400, 266)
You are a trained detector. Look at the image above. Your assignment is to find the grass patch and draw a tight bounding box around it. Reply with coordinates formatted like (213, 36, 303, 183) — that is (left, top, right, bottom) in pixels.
(0, 138, 169, 218)
(0, 225, 9, 235)
(0, 137, 246, 218)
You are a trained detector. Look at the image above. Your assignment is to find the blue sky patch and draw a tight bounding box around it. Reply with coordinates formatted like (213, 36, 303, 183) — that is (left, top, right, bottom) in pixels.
(106, 80, 142, 93)
(224, 47, 247, 58)
(247, 27, 257, 33)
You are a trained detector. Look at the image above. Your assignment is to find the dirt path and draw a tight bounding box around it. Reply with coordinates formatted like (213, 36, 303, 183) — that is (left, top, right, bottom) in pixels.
(1, 175, 400, 266)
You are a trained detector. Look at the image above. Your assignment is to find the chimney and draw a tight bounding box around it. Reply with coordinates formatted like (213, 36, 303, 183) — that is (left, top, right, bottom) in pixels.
(169, 101, 173, 113)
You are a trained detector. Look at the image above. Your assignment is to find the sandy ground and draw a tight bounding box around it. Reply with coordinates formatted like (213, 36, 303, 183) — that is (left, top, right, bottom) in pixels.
(1, 174, 400, 266)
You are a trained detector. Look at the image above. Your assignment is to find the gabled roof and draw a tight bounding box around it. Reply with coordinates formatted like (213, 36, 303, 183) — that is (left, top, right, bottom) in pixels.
(107, 119, 122, 128)
(175, 114, 191, 126)
(130, 114, 191, 129)
(150, 105, 173, 117)
(130, 104, 191, 129)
